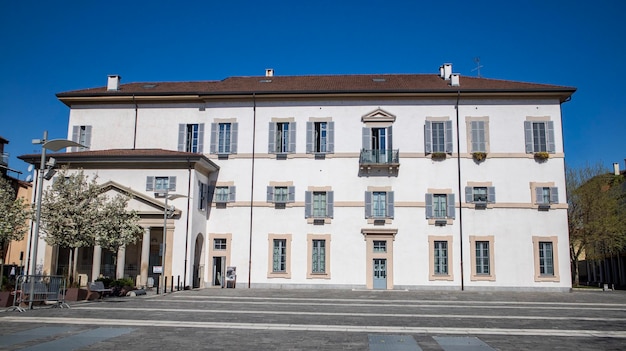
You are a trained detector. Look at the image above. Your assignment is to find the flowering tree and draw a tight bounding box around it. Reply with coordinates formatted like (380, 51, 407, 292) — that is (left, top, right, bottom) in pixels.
(0, 177, 32, 286)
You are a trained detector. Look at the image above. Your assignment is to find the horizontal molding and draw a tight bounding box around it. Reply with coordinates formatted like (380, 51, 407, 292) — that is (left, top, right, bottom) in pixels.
(206, 152, 565, 160)
(221, 201, 568, 210)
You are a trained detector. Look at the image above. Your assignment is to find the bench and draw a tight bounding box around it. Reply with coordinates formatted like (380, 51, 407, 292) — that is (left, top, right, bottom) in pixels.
(88, 281, 113, 300)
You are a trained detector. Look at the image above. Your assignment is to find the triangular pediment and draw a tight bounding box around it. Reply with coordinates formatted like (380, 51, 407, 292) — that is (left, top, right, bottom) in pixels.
(99, 181, 180, 216)
(361, 108, 396, 123)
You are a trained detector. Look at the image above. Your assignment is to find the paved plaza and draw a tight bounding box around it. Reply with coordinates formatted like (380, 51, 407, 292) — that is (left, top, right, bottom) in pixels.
(1, 287, 626, 350)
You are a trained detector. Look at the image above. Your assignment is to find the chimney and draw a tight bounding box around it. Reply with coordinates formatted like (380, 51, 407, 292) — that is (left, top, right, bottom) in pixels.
(450, 73, 460, 87)
(107, 75, 121, 91)
(265, 68, 274, 77)
(614, 162, 620, 175)
(441, 63, 452, 80)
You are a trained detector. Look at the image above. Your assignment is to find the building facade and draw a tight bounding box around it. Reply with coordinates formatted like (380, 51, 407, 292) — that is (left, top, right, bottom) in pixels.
(21, 64, 576, 291)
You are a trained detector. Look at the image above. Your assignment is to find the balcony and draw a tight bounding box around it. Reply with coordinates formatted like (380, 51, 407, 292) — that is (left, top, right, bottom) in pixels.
(359, 149, 399, 176)
(1, 152, 8, 166)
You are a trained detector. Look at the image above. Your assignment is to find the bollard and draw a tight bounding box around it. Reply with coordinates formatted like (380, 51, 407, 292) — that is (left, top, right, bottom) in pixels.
(164, 276, 168, 294)
(177, 276, 180, 291)
(170, 276, 174, 292)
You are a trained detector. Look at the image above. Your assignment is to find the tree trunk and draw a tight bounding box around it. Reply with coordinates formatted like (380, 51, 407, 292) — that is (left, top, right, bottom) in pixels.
(72, 247, 79, 283)
(572, 258, 580, 286)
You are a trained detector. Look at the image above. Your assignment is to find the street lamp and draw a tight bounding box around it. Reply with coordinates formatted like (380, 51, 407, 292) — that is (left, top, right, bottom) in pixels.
(28, 130, 86, 309)
(154, 189, 186, 294)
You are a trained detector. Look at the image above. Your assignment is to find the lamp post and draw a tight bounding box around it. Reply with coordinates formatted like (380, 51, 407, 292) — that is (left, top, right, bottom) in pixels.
(28, 130, 86, 309)
(155, 189, 186, 294)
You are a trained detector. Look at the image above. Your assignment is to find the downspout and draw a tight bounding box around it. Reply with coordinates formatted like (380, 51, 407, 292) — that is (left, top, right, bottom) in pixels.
(132, 94, 138, 149)
(455, 90, 465, 291)
(183, 159, 192, 288)
(247, 93, 257, 288)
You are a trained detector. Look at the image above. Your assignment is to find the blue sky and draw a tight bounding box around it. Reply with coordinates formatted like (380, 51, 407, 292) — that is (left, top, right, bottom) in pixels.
(1, 0, 624, 178)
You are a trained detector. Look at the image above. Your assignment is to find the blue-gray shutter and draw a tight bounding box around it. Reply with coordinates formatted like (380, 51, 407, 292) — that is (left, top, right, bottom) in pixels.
(208, 183, 216, 202)
(197, 123, 205, 153)
(178, 124, 186, 151)
(471, 121, 485, 152)
(210, 123, 217, 154)
(71, 126, 80, 152)
(447, 194, 455, 219)
(536, 187, 544, 204)
(268, 122, 276, 153)
(231, 123, 238, 154)
(550, 187, 559, 204)
(327, 122, 335, 153)
(304, 191, 312, 218)
(524, 121, 533, 153)
(288, 186, 295, 202)
(425, 193, 433, 218)
(267, 186, 274, 202)
(146, 176, 154, 191)
(289, 122, 296, 153)
(362, 128, 371, 150)
(365, 191, 372, 218)
(424, 121, 432, 154)
(83, 126, 92, 149)
(327, 191, 334, 218)
(387, 126, 393, 152)
(387, 191, 394, 219)
(306, 122, 314, 153)
(229, 186, 236, 202)
(488, 186, 496, 203)
(465, 186, 473, 203)
(546, 121, 555, 153)
(445, 120, 453, 153)
(168, 176, 177, 191)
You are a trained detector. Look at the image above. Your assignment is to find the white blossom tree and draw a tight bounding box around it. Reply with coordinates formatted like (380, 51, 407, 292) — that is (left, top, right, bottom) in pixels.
(0, 177, 32, 286)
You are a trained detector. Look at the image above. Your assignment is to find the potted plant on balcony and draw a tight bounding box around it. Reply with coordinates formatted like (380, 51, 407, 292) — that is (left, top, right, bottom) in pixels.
(472, 152, 487, 162)
(534, 152, 549, 161)
(431, 152, 447, 160)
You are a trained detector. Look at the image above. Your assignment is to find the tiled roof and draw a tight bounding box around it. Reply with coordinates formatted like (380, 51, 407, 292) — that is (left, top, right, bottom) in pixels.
(56, 74, 576, 98)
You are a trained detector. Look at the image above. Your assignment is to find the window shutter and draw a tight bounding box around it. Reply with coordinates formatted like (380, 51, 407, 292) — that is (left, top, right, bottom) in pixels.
(365, 191, 372, 218)
(83, 126, 92, 149)
(447, 194, 455, 219)
(168, 176, 177, 191)
(387, 191, 394, 219)
(304, 191, 312, 218)
(425, 193, 433, 219)
(424, 121, 432, 154)
(146, 176, 154, 191)
(267, 186, 274, 202)
(210, 123, 217, 154)
(197, 123, 205, 153)
(231, 123, 238, 154)
(268, 122, 276, 153)
(289, 122, 296, 153)
(327, 121, 335, 153)
(229, 186, 236, 202)
(445, 120, 453, 153)
(362, 128, 371, 150)
(71, 126, 80, 152)
(535, 187, 544, 204)
(546, 121, 555, 153)
(465, 186, 473, 203)
(327, 191, 334, 218)
(208, 183, 216, 202)
(288, 186, 295, 203)
(550, 187, 559, 204)
(306, 122, 313, 153)
(178, 124, 186, 151)
(524, 121, 533, 153)
(387, 126, 393, 151)
(488, 186, 496, 203)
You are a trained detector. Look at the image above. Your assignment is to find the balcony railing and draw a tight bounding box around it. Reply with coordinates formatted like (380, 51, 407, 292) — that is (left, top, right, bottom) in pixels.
(359, 149, 399, 165)
(1, 152, 8, 166)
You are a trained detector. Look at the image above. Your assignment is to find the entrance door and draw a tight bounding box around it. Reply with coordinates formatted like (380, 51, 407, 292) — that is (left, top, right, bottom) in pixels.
(373, 258, 387, 289)
(212, 256, 225, 287)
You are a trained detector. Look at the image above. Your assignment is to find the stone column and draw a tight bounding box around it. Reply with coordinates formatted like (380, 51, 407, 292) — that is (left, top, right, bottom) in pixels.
(140, 227, 150, 288)
(91, 245, 102, 283)
(116, 245, 126, 279)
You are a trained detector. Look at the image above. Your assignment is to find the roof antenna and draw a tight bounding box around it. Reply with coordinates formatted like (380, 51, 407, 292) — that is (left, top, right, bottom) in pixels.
(471, 57, 483, 78)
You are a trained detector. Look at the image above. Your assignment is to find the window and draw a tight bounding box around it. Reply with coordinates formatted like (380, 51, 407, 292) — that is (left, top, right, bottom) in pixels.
(524, 120, 555, 153)
(146, 176, 176, 192)
(198, 182, 207, 210)
(178, 123, 204, 153)
(210, 122, 238, 154)
(71, 125, 91, 151)
(365, 191, 394, 219)
(306, 121, 334, 154)
(535, 186, 558, 207)
(213, 186, 236, 203)
(267, 186, 295, 204)
(434, 241, 448, 275)
(475, 241, 490, 275)
(305, 191, 334, 218)
(312, 239, 326, 273)
(272, 239, 287, 272)
(373, 240, 387, 253)
(214, 238, 227, 250)
(425, 193, 455, 220)
(425, 120, 453, 154)
(361, 126, 394, 163)
(465, 186, 496, 205)
(538, 242, 554, 276)
(269, 121, 296, 154)
(469, 120, 487, 153)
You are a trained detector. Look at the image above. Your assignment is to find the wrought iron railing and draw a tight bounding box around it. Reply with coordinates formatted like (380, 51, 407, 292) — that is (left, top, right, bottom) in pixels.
(359, 149, 399, 165)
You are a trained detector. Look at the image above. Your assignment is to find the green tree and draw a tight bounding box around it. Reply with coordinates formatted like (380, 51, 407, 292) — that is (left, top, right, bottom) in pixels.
(0, 177, 32, 288)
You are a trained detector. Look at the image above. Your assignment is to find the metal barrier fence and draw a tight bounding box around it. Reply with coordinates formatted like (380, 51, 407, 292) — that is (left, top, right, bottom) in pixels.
(7, 275, 69, 312)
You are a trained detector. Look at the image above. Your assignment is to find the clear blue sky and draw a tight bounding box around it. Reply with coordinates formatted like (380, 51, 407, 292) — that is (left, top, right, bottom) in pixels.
(1, 0, 624, 178)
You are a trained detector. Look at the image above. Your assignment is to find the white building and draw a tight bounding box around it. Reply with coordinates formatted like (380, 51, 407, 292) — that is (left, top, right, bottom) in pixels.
(21, 64, 576, 291)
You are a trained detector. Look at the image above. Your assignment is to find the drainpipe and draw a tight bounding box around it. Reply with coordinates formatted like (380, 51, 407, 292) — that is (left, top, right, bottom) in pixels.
(132, 94, 138, 149)
(455, 90, 465, 291)
(183, 159, 192, 288)
(247, 93, 257, 288)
